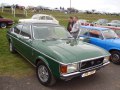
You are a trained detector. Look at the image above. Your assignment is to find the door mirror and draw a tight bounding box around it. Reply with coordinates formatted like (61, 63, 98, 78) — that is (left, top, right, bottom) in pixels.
(79, 37, 90, 42)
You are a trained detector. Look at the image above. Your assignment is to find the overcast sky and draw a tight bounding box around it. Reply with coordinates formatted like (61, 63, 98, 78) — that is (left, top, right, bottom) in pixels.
(0, 0, 120, 13)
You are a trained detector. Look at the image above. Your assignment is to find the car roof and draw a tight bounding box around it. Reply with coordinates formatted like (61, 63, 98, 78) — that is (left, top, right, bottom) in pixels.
(80, 26, 109, 31)
(32, 14, 52, 17)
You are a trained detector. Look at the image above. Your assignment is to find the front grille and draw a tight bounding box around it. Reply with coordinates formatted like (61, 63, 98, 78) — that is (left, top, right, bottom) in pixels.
(80, 58, 104, 69)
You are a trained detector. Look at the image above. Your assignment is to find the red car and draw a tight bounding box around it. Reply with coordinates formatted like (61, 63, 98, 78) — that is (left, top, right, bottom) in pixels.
(79, 19, 94, 26)
(0, 16, 14, 28)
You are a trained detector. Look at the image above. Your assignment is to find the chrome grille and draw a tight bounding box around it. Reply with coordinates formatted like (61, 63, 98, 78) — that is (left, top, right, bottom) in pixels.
(80, 58, 104, 69)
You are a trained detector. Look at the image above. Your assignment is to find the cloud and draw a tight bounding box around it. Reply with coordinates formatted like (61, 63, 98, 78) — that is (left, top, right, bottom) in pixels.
(0, 0, 120, 13)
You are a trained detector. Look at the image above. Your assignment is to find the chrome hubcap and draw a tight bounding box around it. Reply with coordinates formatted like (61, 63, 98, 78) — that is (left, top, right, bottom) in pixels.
(112, 54, 120, 62)
(38, 65, 49, 83)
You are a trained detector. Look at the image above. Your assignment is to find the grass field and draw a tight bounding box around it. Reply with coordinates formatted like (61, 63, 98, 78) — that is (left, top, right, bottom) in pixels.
(0, 8, 120, 78)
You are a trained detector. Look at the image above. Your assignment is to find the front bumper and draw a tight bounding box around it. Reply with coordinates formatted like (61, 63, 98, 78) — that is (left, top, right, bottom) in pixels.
(60, 61, 110, 81)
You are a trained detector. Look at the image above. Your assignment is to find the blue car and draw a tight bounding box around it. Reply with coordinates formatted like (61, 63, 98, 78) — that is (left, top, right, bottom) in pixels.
(79, 26, 120, 64)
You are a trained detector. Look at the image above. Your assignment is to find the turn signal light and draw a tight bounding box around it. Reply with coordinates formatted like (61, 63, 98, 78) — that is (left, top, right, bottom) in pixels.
(60, 65, 67, 74)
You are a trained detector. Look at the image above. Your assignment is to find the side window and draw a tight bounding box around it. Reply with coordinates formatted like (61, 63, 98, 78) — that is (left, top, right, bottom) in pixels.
(14, 25, 23, 34)
(40, 16, 46, 20)
(46, 16, 53, 20)
(20, 25, 31, 39)
(80, 28, 89, 36)
(89, 30, 102, 38)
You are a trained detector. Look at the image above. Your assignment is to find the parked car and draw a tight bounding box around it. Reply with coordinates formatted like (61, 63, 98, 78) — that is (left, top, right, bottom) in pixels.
(7, 22, 110, 86)
(79, 26, 120, 64)
(79, 19, 94, 26)
(19, 14, 59, 24)
(93, 19, 109, 26)
(0, 16, 14, 28)
(107, 20, 120, 27)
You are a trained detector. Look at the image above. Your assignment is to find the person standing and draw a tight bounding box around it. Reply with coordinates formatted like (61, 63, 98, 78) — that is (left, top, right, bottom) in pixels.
(70, 16, 80, 39)
(67, 17, 74, 32)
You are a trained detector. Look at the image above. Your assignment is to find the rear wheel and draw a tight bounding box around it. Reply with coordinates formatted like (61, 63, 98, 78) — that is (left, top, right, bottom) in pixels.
(36, 62, 56, 86)
(0, 23, 7, 28)
(110, 51, 120, 64)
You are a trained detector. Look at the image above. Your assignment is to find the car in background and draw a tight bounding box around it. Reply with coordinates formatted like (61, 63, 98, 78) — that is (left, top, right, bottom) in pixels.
(79, 26, 120, 64)
(7, 22, 110, 86)
(0, 16, 14, 28)
(19, 14, 59, 24)
(107, 20, 120, 27)
(93, 19, 109, 26)
(79, 19, 94, 26)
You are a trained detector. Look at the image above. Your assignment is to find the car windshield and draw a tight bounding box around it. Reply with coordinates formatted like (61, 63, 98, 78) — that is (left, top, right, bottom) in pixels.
(102, 29, 119, 39)
(98, 19, 108, 23)
(33, 25, 72, 40)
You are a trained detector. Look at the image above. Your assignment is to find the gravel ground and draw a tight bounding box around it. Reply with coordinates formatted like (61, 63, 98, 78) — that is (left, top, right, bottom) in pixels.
(0, 63, 120, 90)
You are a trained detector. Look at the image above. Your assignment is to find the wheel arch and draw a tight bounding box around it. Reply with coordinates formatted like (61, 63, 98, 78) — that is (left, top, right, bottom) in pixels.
(35, 56, 49, 67)
(109, 49, 120, 53)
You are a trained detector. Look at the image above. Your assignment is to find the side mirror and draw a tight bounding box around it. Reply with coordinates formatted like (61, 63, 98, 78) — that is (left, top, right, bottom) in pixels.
(79, 37, 90, 42)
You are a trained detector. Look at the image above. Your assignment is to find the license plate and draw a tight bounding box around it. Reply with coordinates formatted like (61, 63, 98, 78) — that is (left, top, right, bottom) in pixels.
(81, 70, 96, 77)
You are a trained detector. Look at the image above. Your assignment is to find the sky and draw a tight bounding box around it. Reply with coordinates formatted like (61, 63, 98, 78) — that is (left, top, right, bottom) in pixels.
(0, 0, 120, 13)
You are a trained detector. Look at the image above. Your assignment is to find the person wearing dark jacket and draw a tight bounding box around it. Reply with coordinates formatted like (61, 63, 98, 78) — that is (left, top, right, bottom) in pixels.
(67, 17, 74, 32)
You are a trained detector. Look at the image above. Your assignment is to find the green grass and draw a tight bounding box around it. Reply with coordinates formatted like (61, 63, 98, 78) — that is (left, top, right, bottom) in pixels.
(0, 8, 120, 78)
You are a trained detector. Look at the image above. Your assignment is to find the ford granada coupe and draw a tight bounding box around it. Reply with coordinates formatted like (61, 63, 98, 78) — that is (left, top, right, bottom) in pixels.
(7, 22, 110, 86)
(79, 26, 120, 64)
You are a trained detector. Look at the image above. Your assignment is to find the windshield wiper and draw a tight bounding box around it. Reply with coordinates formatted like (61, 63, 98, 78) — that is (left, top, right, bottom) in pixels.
(107, 37, 118, 39)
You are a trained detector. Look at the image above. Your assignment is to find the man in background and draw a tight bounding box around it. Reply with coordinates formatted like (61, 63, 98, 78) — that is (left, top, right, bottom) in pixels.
(70, 16, 80, 39)
(67, 17, 74, 32)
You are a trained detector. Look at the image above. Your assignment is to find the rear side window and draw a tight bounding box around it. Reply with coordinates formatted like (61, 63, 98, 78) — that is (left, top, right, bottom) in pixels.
(14, 25, 23, 34)
(40, 16, 46, 20)
(46, 16, 53, 20)
(20, 25, 31, 39)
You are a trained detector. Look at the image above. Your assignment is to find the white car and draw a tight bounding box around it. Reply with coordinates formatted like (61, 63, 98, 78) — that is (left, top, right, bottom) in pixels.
(19, 14, 59, 24)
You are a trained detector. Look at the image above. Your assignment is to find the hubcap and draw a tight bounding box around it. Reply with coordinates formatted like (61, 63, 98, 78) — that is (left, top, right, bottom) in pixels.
(112, 54, 120, 62)
(38, 65, 49, 83)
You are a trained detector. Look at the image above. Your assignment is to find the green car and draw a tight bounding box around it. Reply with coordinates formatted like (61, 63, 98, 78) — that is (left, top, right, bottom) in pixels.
(7, 22, 110, 86)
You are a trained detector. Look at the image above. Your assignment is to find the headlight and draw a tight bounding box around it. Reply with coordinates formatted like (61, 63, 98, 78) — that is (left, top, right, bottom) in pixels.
(60, 63, 79, 74)
(103, 56, 110, 63)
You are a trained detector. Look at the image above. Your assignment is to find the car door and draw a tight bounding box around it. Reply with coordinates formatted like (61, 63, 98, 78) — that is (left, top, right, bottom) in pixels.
(88, 30, 107, 49)
(12, 24, 23, 51)
(19, 24, 33, 60)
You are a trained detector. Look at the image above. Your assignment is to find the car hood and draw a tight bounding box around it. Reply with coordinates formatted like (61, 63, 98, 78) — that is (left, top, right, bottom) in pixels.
(33, 40, 110, 64)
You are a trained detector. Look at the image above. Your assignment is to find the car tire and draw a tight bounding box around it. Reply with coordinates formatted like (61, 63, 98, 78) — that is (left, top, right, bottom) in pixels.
(9, 41, 16, 53)
(36, 62, 56, 86)
(0, 23, 7, 28)
(110, 51, 120, 64)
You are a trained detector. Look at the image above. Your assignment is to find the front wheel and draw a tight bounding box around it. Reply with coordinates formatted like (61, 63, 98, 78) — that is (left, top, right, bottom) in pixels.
(0, 23, 7, 28)
(110, 51, 120, 64)
(36, 63, 56, 86)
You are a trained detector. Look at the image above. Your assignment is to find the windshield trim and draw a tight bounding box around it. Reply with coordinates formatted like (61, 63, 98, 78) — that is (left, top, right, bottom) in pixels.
(32, 25, 72, 40)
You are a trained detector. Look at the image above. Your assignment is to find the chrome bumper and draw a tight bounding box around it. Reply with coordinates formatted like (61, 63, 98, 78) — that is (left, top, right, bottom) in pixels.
(60, 61, 110, 80)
